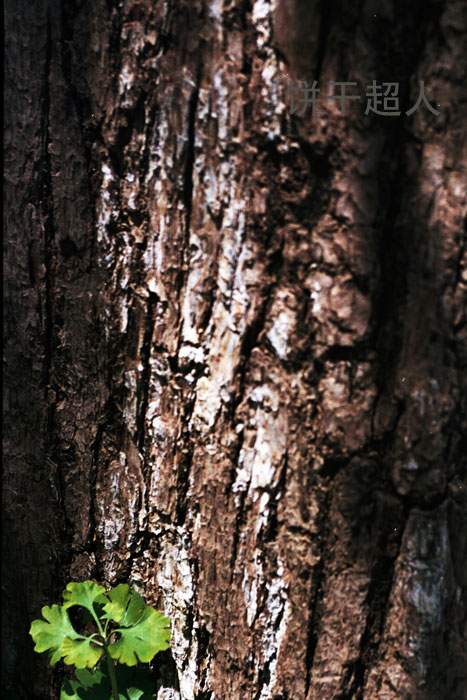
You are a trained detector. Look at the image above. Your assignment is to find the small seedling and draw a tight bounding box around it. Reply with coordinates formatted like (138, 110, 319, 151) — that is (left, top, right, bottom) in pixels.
(29, 580, 171, 699)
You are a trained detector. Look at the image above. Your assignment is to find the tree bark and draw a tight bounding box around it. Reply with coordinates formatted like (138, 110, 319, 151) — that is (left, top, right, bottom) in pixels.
(3, 1, 466, 699)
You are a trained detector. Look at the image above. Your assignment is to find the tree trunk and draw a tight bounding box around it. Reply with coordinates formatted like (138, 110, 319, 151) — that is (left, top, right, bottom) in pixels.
(3, 1, 466, 699)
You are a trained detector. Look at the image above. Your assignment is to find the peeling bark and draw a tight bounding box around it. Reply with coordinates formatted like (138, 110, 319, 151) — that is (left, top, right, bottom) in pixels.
(3, 1, 466, 699)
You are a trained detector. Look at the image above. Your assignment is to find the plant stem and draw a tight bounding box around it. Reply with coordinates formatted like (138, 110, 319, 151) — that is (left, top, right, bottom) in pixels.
(104, 644, 120, 700)
(89, 609, 119, 699)
(90, 608, 106, 638)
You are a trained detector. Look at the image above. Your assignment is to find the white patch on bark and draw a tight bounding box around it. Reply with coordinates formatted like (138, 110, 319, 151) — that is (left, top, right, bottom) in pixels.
(310, 279, 322, 314)
(146, 356, 178, 505)
(156, 527, 199, 700)
(257, 568, 291, 699)
(179, 344, 206, 365)
(102, 469, 123, 553)
(243, 553, 291, 698)
(190, 184, 252, 428)
(120, 299, 128, 333)
(267, 308, 295, 359)
(260, 57, 283, 136)
(156, 690, 180, 700)
(123, 369, 139, 435)
(208, 0, 223, 25)
(232, 385, 287, 503)
(252, 0, 273, 48)
(213, 68, 230, 142)
(191, 376, 223, 430)
(118, 233, 132, 289)
(119, 59, 136, 108)
(307, 272, 333, 321)
(96, 163, 118, 265)
(217, 190, 245, 301)
(202, 165, 219, 212)
(180, 229, 209, 347)
(96, 450, 146, 583)
(143, 113, 173, 297)
(405, 456, 419, 471)
(242, 566, 258, 627)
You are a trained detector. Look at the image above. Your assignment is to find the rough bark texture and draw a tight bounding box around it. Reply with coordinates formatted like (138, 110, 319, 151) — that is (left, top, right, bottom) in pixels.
(3, 1, 467, 699)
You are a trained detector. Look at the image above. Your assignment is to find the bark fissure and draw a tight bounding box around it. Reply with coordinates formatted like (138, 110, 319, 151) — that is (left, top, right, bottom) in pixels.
(230, 240, 285, 419)
(137, 291, 159, 452)
(42, 13, 55, 407)
(182, 72, 201, 247)
(304, 491, 331, 697)
(341, 518, 407, 699)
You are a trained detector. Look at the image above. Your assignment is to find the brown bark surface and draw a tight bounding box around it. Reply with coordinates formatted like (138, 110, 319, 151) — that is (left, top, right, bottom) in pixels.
(3, 1, 467, 699)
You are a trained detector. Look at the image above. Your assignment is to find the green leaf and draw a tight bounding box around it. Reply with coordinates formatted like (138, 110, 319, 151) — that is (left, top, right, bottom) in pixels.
(29, 604, 79, 665)
(61, 634, 103, 668)
(60, 665, 155, 700)
(30, 598, 104, 669)
(108, 607, 171, 666)
(32, 580, 168, 697)
(100, 584, 130, 624)
(119, 590, 146, 627)
(124, 688, 145, 700)
(99, 583, 130, 623)
(115, 666, 156, 700)
(100, 584, 147, 628)
(63, 581, 107, 619)
(60, 666, 108, 700)
(74, 667, 107, 688)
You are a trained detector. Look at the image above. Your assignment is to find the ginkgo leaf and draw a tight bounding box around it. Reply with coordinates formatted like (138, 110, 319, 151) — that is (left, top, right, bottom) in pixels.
(100, 583, 130, 623)
(124, 687, 146, 700)
(60, 666, 155, 700)
(61, 634, 103, 668)
(61, 678, 96, 700)
(60, 667, 108, 700)
(63, 581, 107, 618)
(32, 580, 168, 698)
(108, 607, 171, 666)
(115, 666, 156, 700)
(103, 583, 146, 627)
(74, 667, 107, 688)
(118, 590, 146, 628)
(29, 604, 79, 665)
(101, 584, 147, 627)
